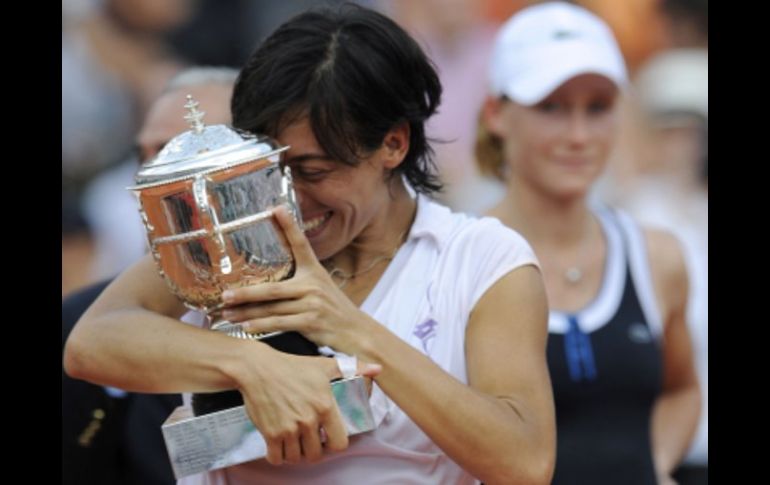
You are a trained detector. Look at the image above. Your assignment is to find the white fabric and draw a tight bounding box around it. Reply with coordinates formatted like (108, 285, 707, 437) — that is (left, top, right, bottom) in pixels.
(488, 2, 627, 106)
(334, 353, 357, 380)
(178, 194, 538, 484)
(547, 207, 664, 339)
(548, 206, 626, 334)
(635, 49, 708, 119)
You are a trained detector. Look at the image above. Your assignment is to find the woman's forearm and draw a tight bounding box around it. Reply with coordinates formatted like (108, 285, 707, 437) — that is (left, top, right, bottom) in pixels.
(358, 323, 554, 485)
(64, 308, 259, 393)
(652, 383, 702, 476)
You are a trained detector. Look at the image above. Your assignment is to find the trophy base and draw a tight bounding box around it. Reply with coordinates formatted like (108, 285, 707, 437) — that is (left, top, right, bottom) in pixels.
(192, 330, 320, 416)
(163, 376, 375, 479)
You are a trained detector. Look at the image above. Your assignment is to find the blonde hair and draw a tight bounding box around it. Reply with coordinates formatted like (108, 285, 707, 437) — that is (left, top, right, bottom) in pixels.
(474, 110, 507, 182)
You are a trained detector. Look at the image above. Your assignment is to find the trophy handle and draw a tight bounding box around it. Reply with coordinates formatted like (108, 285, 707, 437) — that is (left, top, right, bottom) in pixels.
(281, 164, 302, 224)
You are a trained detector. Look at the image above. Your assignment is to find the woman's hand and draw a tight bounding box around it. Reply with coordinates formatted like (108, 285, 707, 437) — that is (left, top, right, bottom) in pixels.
(221, 205, 373, 353)
(235, 346, 381, 465)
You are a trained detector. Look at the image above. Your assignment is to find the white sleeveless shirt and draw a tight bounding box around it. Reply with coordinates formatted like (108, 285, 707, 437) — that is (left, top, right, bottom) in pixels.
(179, 195, 538, 485)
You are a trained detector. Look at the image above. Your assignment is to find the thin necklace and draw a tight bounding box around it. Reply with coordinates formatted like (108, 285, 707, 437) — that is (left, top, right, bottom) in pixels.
(563, 219, 594, 285)
(324, 231, 407, 289)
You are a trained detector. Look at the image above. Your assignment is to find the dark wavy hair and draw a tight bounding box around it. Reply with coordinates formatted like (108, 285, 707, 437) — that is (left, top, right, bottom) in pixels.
(231, 3, 443, 194)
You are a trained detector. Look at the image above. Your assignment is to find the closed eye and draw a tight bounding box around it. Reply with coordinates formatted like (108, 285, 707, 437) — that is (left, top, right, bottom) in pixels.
(587, 97, 614, 115)
(292, 166, 332, 181)
(282, 153, 337, 182)
(535, 100, 563, 113)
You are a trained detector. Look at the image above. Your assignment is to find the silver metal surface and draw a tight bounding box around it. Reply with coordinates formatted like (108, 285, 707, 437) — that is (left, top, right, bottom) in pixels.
(129, 96, 301, 322)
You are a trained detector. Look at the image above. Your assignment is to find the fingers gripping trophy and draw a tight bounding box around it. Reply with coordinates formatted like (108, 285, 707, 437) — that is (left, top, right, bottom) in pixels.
(129, 96, 319, 416)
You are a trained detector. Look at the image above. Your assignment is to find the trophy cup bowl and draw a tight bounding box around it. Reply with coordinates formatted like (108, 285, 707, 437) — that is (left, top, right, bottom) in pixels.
(129, 96, 318, 415)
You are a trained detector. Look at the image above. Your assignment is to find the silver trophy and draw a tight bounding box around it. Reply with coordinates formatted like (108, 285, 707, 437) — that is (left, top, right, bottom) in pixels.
(130, 95, 320, 414)
(130, 95, 300, 336)
(128, 97, 375, 477)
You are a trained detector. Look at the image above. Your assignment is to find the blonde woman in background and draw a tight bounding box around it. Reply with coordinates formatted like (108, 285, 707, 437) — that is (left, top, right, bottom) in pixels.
(476, 3, 700, 484)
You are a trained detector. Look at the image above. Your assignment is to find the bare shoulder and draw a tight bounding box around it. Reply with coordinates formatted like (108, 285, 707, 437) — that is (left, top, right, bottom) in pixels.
(469, 264, 548, 339)
(642, 228, 689, 323)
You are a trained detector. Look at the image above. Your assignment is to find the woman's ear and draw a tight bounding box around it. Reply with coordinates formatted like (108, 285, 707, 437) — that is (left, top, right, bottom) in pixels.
(481, 96, 507, 138)
(381, 122, 410, 169)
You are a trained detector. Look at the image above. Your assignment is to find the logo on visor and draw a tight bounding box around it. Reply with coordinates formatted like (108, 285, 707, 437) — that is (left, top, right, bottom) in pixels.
(553, 30, 579, 40)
